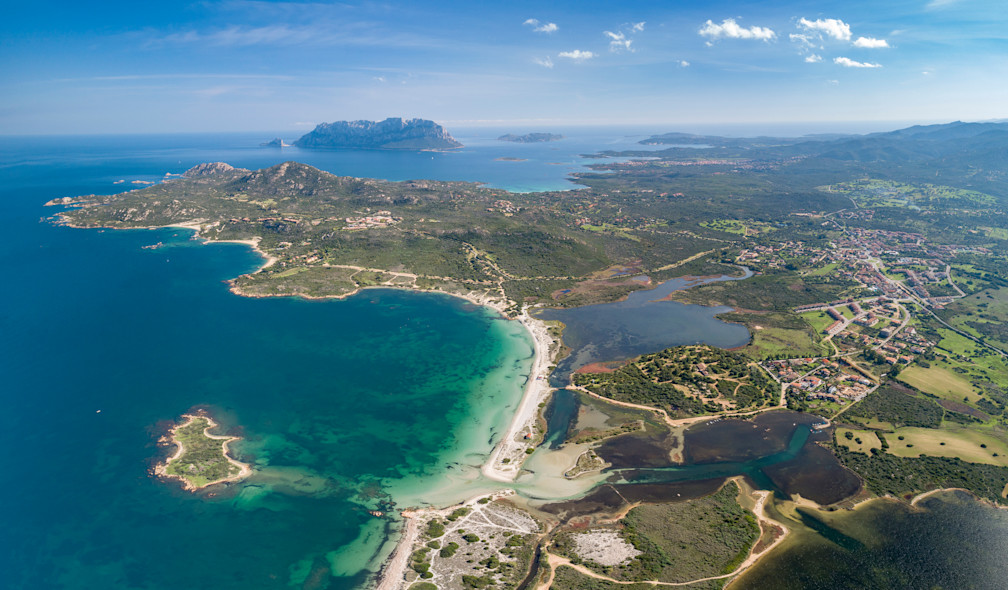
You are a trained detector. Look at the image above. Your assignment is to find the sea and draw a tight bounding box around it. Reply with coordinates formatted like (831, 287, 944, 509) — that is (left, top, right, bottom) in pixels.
(0, 128, 674, 589)
(2, 127, 1007, 590)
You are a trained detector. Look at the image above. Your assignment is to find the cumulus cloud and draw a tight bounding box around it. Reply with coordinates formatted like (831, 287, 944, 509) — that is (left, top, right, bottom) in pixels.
(798, 17, 852, 41)
(605, 30, 632, 51)
(699, 18, 776, 42)
(558, 50, 595, 61)
(835, 56, 881, 68)
(853, 36, 889, 48)
(805, 54, 823, 63)
(631, 22, 646, 33)
(533, 56, 554, 69)
(679, 60, 690, 67)
(524, 18, 558, 33)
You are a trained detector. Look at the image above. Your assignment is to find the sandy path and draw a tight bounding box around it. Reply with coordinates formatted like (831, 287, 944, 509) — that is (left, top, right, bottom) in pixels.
(537, 483, 788, 588)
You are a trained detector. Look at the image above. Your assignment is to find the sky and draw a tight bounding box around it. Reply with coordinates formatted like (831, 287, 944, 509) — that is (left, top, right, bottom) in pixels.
(1, 0, 1006, 135)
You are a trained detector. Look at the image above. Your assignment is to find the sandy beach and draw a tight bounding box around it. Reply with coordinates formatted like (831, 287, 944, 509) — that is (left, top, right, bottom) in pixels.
(481, 306, 558, 482)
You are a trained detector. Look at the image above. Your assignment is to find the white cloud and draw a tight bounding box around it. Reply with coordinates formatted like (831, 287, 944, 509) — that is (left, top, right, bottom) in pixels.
(605, 30, 632, 52)
(805, 54, 823, 63)
(604, 22, 646, 52)
(699, 18, 776, 41)
(827, 79, 840, 85)
(853, 36, 889, 48)
(533, 56, 554, 69)
(927, 0, 961, 8)
(798, 17, 852, 41)
(558, 50, 595, 61)
(679, 60, 690, 67)
(789, 33, 815, 47)
(524, 18, 558, 33)
(835, 56, 882, 68)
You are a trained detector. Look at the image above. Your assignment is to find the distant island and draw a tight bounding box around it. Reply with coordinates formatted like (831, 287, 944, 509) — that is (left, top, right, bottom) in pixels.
(154, 411, 251, 491)
(294, 117, 462, 150)
(498, 132, 564, 143)
(260, 137, 291, 148)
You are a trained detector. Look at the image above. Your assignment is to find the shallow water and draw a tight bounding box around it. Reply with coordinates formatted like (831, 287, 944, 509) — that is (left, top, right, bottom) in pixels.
(537, 272, 753, 386)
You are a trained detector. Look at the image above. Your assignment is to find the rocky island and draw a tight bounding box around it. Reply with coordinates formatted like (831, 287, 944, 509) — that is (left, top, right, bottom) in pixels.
(294, 117, 462, 150)
(497, 132, 564, 143)
(155, 411, 251, 491)
(260, 137, 291, 148)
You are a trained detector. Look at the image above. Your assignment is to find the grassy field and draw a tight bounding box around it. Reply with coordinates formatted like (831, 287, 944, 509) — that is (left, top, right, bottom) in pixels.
(888, 426, 1008, 467)
(719, 311, 827, 359)
(800, 310, 834, 335)
(898, 364, 981, 402)
(940, 287, 1008, 351)
(835, 428, 882, 454)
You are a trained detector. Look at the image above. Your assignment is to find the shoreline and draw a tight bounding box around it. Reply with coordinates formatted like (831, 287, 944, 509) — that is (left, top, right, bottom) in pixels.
(154, 412, 252, 492)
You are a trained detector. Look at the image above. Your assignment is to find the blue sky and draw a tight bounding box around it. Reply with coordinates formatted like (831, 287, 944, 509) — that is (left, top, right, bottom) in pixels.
(2, 0, 1005, 134)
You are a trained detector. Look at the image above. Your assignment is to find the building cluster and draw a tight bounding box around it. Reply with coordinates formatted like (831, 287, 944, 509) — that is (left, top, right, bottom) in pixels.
(344, 210, 401, 230)
(764, 358, 875, 403)
(486, 200, 519, 215)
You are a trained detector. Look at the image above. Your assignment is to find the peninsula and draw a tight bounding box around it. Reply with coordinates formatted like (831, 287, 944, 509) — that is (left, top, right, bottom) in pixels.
(155, 412, 251, 491)
(294, 117, 462, 150)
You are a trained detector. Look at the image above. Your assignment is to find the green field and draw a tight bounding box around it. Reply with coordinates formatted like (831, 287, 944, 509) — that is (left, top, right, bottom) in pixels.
(888, 426, 1008, 467)
(800, 310, 834, 335)
(719, 311, 827, 359)
(898, 364, 981, 402)
(836, 428, 881, 454)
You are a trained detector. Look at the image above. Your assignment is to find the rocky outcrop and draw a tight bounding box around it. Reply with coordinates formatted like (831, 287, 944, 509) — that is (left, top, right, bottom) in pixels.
(183, 162, 248, 178)
(259, 138, 291, 148)
(294, 118, 463, 150)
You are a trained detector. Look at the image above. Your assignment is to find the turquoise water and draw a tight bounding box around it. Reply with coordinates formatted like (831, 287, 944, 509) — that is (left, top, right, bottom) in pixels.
(0, 135, 549, 589)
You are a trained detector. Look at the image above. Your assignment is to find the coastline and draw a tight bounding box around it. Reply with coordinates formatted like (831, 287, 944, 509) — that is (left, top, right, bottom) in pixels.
(154, 412, 252, 492)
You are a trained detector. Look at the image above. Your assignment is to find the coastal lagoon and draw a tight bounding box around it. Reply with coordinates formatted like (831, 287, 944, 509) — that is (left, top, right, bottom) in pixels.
(536, 273, 752, 386)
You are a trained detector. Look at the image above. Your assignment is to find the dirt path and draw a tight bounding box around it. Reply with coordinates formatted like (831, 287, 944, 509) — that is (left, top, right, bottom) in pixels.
(537, 483, 788, 588)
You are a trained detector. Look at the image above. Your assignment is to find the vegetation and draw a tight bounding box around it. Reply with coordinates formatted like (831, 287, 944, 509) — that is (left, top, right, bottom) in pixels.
(552, 482, 758, 584)
(574, 345, 777, 417)
(834, 444, 1008, 503)
(843, 382, 944, 428)
(160, 414, 244, 489)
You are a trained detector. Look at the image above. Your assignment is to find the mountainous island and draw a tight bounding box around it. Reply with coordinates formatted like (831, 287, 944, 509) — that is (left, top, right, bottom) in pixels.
(293, 117, 463, 150)
(497, 132, 564, 143)
(49, 120, 1008, 589)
